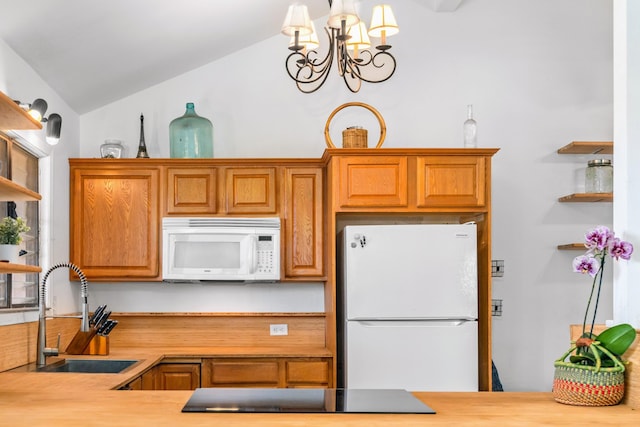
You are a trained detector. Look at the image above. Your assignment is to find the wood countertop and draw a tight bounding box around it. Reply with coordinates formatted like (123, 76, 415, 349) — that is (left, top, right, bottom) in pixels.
(0, 390, 636, 426)
(1, 348, 637, 425)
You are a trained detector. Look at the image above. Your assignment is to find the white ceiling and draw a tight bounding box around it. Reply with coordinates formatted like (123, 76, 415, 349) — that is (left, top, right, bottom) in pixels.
(0, 0, 328, 114)
(0, 0, 455, 115)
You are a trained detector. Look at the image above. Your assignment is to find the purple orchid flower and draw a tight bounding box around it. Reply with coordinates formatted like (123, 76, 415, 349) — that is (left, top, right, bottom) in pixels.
(608, 237, 634, 260)
(584, 225, 613, 252)
(572, 255, 600, 277)
(575, 226, 634, 339)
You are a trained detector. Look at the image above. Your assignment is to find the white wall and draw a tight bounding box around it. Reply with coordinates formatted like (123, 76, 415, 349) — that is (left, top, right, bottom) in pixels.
(1, 0, 619, 391)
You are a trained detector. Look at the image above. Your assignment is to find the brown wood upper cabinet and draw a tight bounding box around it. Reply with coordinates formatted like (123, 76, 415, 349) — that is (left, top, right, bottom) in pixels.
(225, 167, 277, 214)
(329, 151, 488, 212)
(336, 156, 408, 208)
(416, 156, 486, 208)
(166, 167, 217, 214)
(283, 167, 324, 279)
(70, 162, 160, 280)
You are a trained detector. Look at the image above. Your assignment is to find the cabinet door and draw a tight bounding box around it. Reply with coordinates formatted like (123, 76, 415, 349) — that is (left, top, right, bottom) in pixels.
(284, 168, 324, 278)
(70, 167, 160, 280)
(121, 376, 142, 390)
(225, 168, 277, 214)
(416, 156, 486, 207)
(201, 358, 280, 387)
(153, 363, 201, 390)
(166, 167, 217, 214)
(337, 156, 408, 208)
(285, 359, 331, 388)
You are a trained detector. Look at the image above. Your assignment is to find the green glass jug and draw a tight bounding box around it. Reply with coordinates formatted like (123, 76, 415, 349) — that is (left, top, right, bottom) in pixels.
(169, 102, 213, 158)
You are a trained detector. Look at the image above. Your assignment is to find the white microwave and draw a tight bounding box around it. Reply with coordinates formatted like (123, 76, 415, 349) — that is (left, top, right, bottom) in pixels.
(162, 217, 280, 282)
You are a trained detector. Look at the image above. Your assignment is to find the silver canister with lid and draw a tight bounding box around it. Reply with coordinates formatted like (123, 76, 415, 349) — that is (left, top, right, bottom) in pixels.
(585, 159, 613, 193)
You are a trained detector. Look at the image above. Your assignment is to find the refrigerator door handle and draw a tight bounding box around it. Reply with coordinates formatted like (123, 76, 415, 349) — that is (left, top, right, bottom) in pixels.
(354, 319, 476, 327)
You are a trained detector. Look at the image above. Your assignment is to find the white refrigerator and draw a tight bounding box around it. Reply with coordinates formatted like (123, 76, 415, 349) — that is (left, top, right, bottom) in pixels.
(338, 223, 479, 392)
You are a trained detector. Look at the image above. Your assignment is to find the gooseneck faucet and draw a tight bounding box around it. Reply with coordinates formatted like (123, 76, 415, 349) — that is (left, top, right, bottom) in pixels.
(37, 262, 89, 366)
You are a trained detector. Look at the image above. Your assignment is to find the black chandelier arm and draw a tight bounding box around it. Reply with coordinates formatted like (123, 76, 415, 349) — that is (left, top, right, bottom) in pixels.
(342, 67, 362, 93)
(341, 49, 397, 84)
(285, 51, 328, 82)
(285, 27, 337, 93)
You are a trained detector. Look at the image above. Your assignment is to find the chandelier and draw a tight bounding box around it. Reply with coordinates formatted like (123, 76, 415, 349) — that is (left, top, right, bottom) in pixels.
(281, 1, 399, 93)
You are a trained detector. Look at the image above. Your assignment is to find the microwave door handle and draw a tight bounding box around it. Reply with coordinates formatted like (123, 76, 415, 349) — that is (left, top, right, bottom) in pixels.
(250, 235, 258, 274)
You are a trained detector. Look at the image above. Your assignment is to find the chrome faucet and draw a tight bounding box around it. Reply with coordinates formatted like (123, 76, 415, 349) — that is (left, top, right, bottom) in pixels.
(37, 262, 89, 366)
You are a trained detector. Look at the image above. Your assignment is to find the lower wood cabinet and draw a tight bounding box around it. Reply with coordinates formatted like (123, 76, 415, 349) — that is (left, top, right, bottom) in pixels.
(121, 357, 331, 390)
(122, 362, 201, 390)
(152, 363, 201, 390)
(201, 357, 332, 388)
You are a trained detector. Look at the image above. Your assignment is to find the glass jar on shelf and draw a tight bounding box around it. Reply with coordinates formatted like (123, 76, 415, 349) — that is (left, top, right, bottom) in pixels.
(585, 159, 613, 193)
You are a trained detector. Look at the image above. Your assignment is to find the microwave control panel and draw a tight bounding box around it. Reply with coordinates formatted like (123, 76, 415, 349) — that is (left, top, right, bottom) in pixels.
(256, 235, 276, 273)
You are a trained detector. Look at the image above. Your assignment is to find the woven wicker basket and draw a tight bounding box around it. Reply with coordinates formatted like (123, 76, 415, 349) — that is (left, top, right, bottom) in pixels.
(324, 102, 386, 149)
(342, 127, 368, 148)
(552, 342, 625, 406)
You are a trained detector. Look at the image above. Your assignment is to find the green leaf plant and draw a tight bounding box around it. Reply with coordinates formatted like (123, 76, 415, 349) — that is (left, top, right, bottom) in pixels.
(0, 216, 30, 245)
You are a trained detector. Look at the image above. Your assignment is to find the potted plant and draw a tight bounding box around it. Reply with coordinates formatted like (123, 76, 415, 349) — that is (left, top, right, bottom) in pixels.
(553, 225, 637, 406)
(0, 216, 30, 263)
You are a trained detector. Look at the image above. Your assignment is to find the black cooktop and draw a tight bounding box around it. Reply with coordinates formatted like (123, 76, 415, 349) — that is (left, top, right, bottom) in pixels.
(181, 388, 435, 414)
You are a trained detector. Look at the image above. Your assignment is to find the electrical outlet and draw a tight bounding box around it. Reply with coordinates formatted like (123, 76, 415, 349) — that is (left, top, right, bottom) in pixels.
(492, 299, 503, 316)
(492, 260, 505, 277)
(270, 324, 288, 336)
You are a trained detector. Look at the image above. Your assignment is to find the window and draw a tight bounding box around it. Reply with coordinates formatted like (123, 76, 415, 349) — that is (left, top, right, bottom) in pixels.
(0, 134, 40, 309)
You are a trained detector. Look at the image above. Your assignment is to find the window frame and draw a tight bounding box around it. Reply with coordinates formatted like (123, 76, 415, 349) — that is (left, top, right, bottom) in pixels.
(0, 131, 51, 316)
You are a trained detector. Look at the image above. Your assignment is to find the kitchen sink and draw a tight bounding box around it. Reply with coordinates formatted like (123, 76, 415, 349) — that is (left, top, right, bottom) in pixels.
(36, 359, 140, 374)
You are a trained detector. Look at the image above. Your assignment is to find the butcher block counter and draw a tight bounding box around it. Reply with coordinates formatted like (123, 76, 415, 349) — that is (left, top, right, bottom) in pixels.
(0, 390, 637, 426)
(0, 349, 637, 426)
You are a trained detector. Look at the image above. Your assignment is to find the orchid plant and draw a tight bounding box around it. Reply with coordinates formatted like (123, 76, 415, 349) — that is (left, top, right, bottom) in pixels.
(570, 225, 636, 367)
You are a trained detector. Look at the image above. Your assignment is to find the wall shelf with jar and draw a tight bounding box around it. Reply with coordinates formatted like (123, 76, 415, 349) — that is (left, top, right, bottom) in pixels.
(557, 141, 613, 250)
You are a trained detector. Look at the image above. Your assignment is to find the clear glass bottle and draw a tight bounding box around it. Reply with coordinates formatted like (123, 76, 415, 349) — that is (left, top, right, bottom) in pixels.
(169, 103, 213, 158)
(463, 104, 477, 148)
(585, 159, 613, 193)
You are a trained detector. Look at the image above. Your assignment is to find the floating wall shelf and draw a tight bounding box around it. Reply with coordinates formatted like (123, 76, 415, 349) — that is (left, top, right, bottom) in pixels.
(557, 141, 613, 155)
(0, 90, 43, 131)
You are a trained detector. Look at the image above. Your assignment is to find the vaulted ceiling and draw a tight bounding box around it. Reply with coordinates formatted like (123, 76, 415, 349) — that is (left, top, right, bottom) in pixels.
(0, 0, 329, 113)
(0, 0, 456, 114)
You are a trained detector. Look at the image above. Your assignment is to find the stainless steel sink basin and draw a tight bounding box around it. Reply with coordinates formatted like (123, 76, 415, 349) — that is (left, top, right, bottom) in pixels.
(36, 359, 139, 373)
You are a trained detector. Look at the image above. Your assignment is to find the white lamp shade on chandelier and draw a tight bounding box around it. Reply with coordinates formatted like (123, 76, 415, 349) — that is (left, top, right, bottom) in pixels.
(368, 4, 399, 38)
(346, 21, 371, 51)
(281, 4, 313, 37)
(327, 0, 360, 29)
